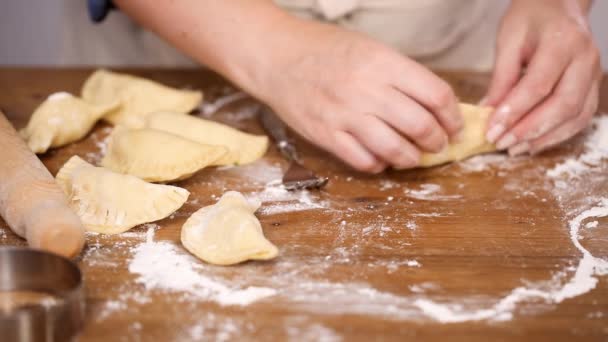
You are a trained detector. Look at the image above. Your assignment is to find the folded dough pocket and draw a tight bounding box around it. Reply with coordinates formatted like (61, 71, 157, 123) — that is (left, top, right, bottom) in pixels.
(102, 127, 229, 182)
(81, 69, 202, 126)
(20, 92, 118, 154)
(143, 112, 269, 166)
(181, 191, 278, 265)
(415, 103, 497, 168)
(56, 156, 189, 234)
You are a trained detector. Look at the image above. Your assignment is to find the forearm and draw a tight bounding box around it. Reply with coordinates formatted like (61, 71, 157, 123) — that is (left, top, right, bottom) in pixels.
(114, 0, 296, 96)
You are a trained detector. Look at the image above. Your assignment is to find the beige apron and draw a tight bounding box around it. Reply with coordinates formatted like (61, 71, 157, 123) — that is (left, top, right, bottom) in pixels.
(59, 0, 507, 70)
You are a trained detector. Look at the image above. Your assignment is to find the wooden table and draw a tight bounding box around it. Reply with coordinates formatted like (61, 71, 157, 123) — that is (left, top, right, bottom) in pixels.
(0, 68, 607, 341)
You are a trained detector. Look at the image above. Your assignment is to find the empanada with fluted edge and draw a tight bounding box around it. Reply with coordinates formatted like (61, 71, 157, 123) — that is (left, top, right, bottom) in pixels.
(142, 112, 268, 166)
(56, 156, 189, 234)
(102, 127, 228, 182)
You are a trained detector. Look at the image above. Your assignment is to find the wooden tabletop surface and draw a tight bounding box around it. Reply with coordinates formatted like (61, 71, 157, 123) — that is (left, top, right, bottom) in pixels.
(0, 68, 607, 341)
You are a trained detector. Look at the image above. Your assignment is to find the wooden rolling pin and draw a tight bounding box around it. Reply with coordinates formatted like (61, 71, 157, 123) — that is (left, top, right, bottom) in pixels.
(0, 111, 85, 258)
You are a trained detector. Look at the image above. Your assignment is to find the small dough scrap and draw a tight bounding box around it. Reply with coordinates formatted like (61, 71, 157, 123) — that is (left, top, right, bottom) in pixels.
(102, 127, 229, 182)
(81, 69, 202, 126)
(20, 92, 118, 154)
(56, 156, 189, 234)
(142, 112, 269, 165)
(419, 103, 496, 167)
(181, 191, 278, 265)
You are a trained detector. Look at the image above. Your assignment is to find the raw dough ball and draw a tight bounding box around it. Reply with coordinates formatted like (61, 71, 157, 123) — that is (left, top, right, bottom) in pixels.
(141, 112, 269, 166)
(102, 127, 228, 182)
(418, 103, 496, 167)
(56, 156, 189, 234)
(181, 191, 278, 265)
(81, 69, 202, 126)
(20, 92, 118, 154)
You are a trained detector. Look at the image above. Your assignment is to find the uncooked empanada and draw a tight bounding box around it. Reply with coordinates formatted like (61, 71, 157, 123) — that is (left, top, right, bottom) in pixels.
(81, 69, 202, 126)
(102, 127, 229, 182)
(181, 191, 278, 265)
(142, 112, 268, 165)
(56, 156, 189, 234)
(418, 103, 496, 167)
(20, 92, 118, 154)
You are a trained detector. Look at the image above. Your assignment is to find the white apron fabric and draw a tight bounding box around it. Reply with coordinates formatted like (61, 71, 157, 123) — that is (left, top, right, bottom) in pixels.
(59, 0, 508, 70)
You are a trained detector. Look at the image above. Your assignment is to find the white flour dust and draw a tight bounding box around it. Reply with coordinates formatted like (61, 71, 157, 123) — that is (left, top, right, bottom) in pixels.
(404, 183, 461, 201)
(84, 126, 112, 164)
(248, 180, 328, 215)
(548, 116, 608, 178)
(128, 230, 276, 306)
(414, 198, 608, 323)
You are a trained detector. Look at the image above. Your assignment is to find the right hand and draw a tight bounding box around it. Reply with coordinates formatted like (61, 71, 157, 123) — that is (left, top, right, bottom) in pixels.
(250, 21, 463, 173)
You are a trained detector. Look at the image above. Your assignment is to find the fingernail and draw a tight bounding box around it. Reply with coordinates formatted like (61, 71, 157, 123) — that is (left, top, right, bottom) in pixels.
(486, 124, 505, 143)
(508, 141, 530, 157)
(496, 133, 517, 150)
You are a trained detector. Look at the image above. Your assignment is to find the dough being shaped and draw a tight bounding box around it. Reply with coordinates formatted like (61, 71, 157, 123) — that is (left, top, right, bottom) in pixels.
(81, 69, 202, 126)
(181, 191, 278, 265)
(56, 156, 189, 234)
(418, 103, 496, 167)
(20, 92, 118, 154)
(142, 112, 269, 165)
(101, 127, 229, 182)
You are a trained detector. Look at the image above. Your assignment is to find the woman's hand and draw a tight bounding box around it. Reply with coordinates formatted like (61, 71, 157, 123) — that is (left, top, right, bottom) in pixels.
(253, 21, 463, 172)
(484, 0, 601, 156)
(116, 0, 462, 172)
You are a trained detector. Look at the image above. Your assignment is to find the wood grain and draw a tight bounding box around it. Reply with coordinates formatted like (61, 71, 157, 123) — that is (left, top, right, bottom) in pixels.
(0, 68, 606, 341)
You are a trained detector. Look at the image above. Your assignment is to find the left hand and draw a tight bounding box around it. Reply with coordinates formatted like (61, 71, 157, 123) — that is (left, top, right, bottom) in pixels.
(483, 0, 602, 156)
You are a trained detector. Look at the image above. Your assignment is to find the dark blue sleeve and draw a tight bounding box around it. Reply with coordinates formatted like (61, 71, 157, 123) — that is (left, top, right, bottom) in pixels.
(87, 0, 115, 23)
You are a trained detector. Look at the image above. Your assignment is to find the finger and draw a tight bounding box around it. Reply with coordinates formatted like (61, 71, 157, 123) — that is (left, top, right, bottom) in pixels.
(331, 130, 386, 173)
(483, 32, 526, 107)
(487, 40, 573, 145)
(524, 81, 599, 155)
(346, 113, 421, 169)
(391, 60, 463, 138)
(378, 88, 448, 153)
(497, 55, 596, 151)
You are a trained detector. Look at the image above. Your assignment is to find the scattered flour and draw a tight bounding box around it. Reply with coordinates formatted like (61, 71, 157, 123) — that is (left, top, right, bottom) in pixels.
(457, 154, 509, 172)
(413, 198, 608, 323)
(128, 232, 277, 306)
(286, 322, 343, 342)
(251, 181, 327, 215)
(585, 221, 598, 229)
(548, 116, 608, 178)
(404, 183, 461, 201)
